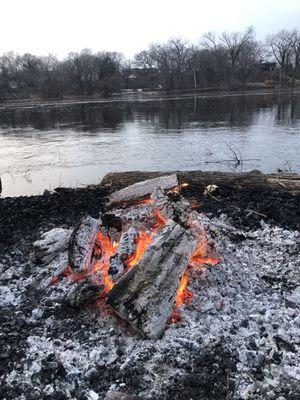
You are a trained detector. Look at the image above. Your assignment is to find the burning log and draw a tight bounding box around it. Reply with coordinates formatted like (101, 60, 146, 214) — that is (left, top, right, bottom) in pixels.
(150, 188, 193, 225)
(31, 228, 72, 265)
(107, 174, 178, 206)
(68, 216, 100, 272)
(108, 227, 138, 281)
(107, 220, 196, 340)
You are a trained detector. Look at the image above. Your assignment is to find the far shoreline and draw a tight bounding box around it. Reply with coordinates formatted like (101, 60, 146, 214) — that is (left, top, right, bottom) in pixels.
(1, 86, 300, 110)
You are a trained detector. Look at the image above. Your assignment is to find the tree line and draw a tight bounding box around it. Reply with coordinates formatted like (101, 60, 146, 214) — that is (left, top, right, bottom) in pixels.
(0, 27, 299, 100)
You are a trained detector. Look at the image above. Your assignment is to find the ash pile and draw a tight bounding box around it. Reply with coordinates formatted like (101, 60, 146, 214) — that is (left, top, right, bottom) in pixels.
(0, 174, 299, 400)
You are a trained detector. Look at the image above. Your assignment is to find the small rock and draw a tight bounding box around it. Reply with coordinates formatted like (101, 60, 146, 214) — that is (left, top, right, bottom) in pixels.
(104, 391, 143, 400)
(87, 390, 99, 400)
(286, 287, 300, 308)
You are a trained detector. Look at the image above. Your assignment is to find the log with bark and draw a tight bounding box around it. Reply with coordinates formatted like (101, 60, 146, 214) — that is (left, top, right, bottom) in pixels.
(101, 170, 300, 196)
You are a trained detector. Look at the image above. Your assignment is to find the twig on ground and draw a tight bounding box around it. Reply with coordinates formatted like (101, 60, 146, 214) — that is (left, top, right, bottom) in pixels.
(207, 192, 267, 219)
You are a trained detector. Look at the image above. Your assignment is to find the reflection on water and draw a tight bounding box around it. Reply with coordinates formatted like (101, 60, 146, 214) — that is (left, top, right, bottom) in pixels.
(0, 93, 300, 197)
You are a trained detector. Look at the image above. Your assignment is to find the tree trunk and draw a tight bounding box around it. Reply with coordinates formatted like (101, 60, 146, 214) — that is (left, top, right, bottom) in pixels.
(101, 170, 300, 197)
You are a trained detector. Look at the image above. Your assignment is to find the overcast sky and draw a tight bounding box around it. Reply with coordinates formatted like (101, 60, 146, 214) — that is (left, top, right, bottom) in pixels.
(1, 0, 300, 59)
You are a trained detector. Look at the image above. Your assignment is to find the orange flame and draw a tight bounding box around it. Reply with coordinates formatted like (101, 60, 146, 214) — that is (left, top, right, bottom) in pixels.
(175, 272, 193, 307)
(124, 209, 167, 270)
(92, 232, 119, 292)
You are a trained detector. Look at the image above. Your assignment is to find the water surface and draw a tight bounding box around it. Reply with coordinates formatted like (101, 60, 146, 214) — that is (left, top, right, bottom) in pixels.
(1, 93, 300, 197)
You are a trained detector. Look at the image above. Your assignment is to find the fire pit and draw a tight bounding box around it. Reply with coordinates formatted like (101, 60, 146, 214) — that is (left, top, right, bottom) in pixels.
(0, 172, 299, 400)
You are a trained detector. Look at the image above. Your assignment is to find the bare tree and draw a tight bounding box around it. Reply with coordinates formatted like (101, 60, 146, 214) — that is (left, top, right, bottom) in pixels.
(266, 30, 294, 83)
(202, 27, 257, 87)
(290, 29, 300, 81)
(220, 26, 255, 67)
(201, 32, 228, 85)
(134, 50, 154, 70)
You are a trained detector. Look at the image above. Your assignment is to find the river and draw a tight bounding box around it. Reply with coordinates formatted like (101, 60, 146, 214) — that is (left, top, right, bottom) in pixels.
(0, 92, 300, 197)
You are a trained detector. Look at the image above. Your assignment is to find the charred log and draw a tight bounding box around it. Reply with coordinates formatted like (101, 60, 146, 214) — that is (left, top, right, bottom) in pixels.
(66, 276, 104, 308)
(101, 213, 123, 231)
(107, 220, 196, 340)
(68, 216, 100, 272)
(108, 227, 138, 281)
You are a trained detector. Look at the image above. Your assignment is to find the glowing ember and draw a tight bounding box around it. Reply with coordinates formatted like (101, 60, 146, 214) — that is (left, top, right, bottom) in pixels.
(180, 182, 189, 188)
(125, 209, 167, 268)
(120, 198, 153, 207)
(125, 231, 152, 269)
(188, 198, 200, 209)
(171, 182, 189, 193)
(152, 209, 168, 232)
(172, 236, 220, 322)
(54, 207, 169, 296)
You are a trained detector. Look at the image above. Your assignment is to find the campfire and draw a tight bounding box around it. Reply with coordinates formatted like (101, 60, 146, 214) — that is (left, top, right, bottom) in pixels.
(2, 171, 300, 399)
(32, 174, 219, 339)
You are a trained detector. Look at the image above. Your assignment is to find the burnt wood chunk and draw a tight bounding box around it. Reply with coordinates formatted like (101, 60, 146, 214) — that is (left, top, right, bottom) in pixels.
(107, 220, 196, 340)
(66, 277, 104, 308)
(102, 213, 123, 231)
(108, 227, 138, 281)
(107, 174, 178, 206)
(68, 216, 100, 272)
(31, 228, 72, 265)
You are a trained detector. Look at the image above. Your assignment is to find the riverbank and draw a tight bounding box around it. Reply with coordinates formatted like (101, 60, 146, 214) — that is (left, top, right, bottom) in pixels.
(1, 170, 299, 255)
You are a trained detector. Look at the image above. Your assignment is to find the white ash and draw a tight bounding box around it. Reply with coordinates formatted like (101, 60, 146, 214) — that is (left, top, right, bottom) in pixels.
(1, 215, 299, 400)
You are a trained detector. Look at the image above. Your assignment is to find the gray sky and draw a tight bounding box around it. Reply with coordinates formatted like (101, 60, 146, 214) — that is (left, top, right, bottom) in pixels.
(1, 0, 300, 58)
